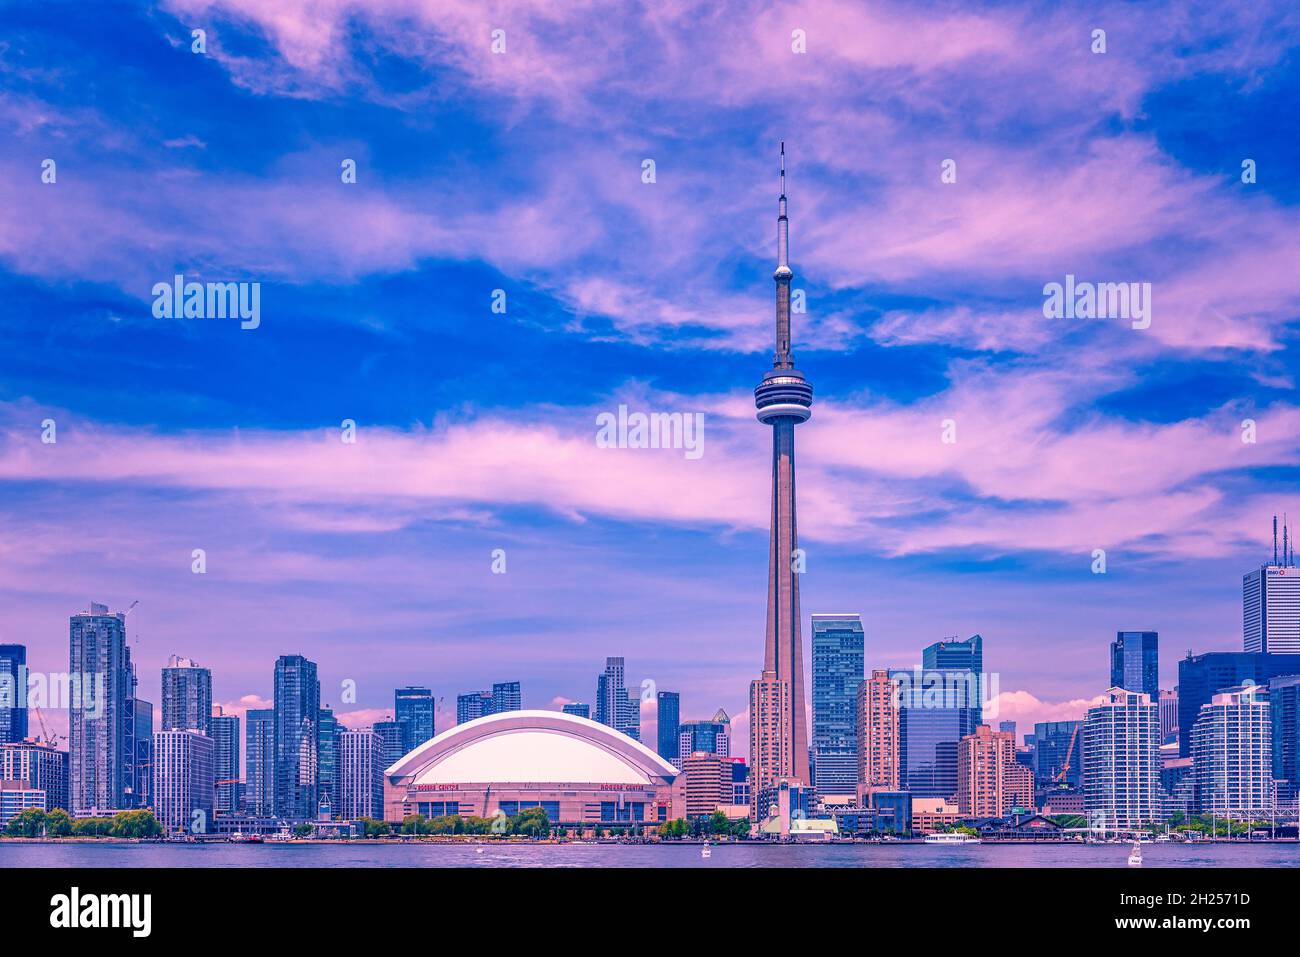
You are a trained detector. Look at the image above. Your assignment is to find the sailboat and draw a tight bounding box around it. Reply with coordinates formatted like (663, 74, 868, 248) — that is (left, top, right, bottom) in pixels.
(1127, 839, 1143, 867)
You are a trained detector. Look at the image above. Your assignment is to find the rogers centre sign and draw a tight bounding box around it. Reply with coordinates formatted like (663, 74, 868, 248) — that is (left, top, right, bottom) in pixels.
(407, 783, 651, 793)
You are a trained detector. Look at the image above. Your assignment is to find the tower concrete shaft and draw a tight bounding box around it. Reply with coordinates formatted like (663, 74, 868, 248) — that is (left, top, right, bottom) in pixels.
(752, 143, 813, 792)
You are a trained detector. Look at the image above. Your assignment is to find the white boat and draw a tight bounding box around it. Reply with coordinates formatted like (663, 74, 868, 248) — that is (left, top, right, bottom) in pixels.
(1127, 840, 1143, 867)
(701, 842, 712, 859)
(923, 832, 980, 845)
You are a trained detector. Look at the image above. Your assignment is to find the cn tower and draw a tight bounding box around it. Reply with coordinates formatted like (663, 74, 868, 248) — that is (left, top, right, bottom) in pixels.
(749, 143, 813, 803)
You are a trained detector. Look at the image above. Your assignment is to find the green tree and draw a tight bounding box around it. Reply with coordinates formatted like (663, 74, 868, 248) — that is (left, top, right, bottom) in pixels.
(358, 817, 391, 838)
(46, 808, 73, 837)
(110, 809, 163, 838)
(510, 807, 551, 838)
(4, 807, 46, 837)
(708, 810, 730, 836)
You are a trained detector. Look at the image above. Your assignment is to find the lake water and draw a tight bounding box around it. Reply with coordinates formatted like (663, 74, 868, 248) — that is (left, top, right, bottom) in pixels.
(2, 841, 1298, 867)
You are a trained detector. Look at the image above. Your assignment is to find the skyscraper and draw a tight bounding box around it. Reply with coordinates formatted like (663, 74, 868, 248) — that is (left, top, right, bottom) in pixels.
(596, 658, 640, 740)
(922, 635, 984, 727)
(679, 710, 732, 761)
(1083, 688, 1160, 829)
(161, 655, 213, 735)
(656, 691, 681, 763)
(372, 720, 406, 770)
(1177, 651, 1300, 756)
(68, 603, 132, 813)
(893, 669, 979, 799)
(1159, 689, 1179, 745)
(339, 729, 384, 820)
(210, 706, 241, 815)
(0, 740, 68, 812)
(457, 691, 494, 725)
(394, 686, 435, 752)
(131, 698, 153, 809)
(1244, 515, 1300, 653)
(0, 644, 28, 744)
(317, 706, 342, 815)
(1032, 720, 1082, 789)
(811, 614, 864, 797)
(1110, 631, 1158, 699)
(1269, 674, 1300, 803)
(857, 670, 899, 791)
(561, 702, 591, 719)
(245, 708, 275, 816)
(1191, 683, 1274, 815)
(152, 729, 214, 835)
(273, 655, 320, 820)
(750, 143, 814, 799)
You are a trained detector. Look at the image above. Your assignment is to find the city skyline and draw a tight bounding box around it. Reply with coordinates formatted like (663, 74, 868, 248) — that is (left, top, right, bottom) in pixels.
(3, 2, 1300, 763)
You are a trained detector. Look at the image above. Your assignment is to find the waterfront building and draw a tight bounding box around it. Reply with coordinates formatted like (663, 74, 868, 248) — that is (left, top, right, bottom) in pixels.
(160, 655, 212, 735)
(339, 728, 384, 820)
(1191, 683, 1274, 815)
(68, 602, 133, 813)
(245, 709, 275, 816)
(857, 669, 899, 791)
(729, 758, 751, 808)
(956, 724, 1035, 818)
(1083, 688, 1161, 829)
(682, 751, 732, 818)
(210, 706, 240, 815)
(0, 781, 46, 825)
(561, 702, 591, 719)
(1177, 651, 1300, 756)
(811, 614, 864, 799)
(373, 720, 407, 770)
(384, 710, 682, 826)
(1111, 631, 1159, 699)
(1270, 673, 1300, 803)
(923, 635, 984, 726)
(1244, 518, 1300, 653)
(0, 644, 28, 744)
(910, 797, 960, 834)
(152, 729, 214, 835)
(893, 667, 979, 798)
(273, 655, 320, 820)
(394, 686, 435, 752)
(656, 691, 680, 764)
(130, 698, 153, 809)
(677, 710, 731, 766)
(317, 706, 342, 815)
(749, 144, 814, 807)
(0, 741, 68, 811)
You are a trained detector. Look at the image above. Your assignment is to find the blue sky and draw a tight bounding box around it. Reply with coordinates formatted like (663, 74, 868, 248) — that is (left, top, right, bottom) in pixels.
(2, 0, 1299, 744)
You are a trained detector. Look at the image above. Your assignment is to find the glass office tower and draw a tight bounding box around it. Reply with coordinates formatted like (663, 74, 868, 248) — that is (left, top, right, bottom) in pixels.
(811, 614, 864, 796)
(1110, 631, 1158, 699)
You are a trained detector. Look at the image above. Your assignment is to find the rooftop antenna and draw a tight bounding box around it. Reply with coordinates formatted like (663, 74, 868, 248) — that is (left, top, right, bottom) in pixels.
(1286, 514, 1291, 569)
(1274, 515, 1279, 565)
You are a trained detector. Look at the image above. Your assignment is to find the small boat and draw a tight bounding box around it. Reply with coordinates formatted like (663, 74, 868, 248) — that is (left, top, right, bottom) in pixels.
(923, 832, 980, 845)
(1127, 840, 1143, 867)
(701, 841, 712, 859)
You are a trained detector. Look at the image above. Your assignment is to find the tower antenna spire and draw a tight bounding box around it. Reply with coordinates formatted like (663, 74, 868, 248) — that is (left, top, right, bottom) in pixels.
(773, 141, 793, 367)
(1274, 515, 1279, 565)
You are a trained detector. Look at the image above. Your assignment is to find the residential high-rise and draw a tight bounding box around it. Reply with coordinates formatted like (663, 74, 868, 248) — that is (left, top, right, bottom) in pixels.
(152, 729, 214, 835)
(457, 692, 494, 725)
(1269, 674, 1300, 803)
(656, 691, 681, 763)
(273, 655, 320, 820)
(922, 635, 984, 726)
(339, 729, 384, 820)
(893, 668, 979, 799)
(245, 709, 275, 816)
(394, 686, 435, 752)
(750, 143, 814, 799)
(857, 670, 899, 791)
(210, 706, 240, 815)
(682, 752, 732, 818)
(491, 681, 522, 713)
(68, 603, 132, 813)
(1244, 516, 1300, 653)
(0, 644, 28, 744)
(1032, 720, 1082, 788)
(317, 706, 342, 814)
(1177, 652, 1300, 756)
(372, 720, 406, 771)
(1110, 631, 1158, 699)
(1191, 683, 1274, 815)
(811, 614, 864, 798)
(0, 741, 68, 811)
(956, 724, 1035, 818)
(596, 658, 640, 740)
(561, 702, 591, 719)
(1083, 688, 1160, 829)
(161, 655, 213, 735)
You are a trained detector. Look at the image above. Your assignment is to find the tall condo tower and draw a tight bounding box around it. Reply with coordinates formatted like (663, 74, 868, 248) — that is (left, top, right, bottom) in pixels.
(750, 143, 814, 803)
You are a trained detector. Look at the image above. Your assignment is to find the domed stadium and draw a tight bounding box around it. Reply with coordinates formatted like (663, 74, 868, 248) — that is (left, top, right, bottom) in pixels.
(383, 710, 683, 827)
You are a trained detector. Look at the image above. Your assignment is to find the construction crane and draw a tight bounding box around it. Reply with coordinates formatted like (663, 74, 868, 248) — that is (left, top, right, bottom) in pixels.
(1054, 723, 1082, 784)
(31, 704, 67, 747)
